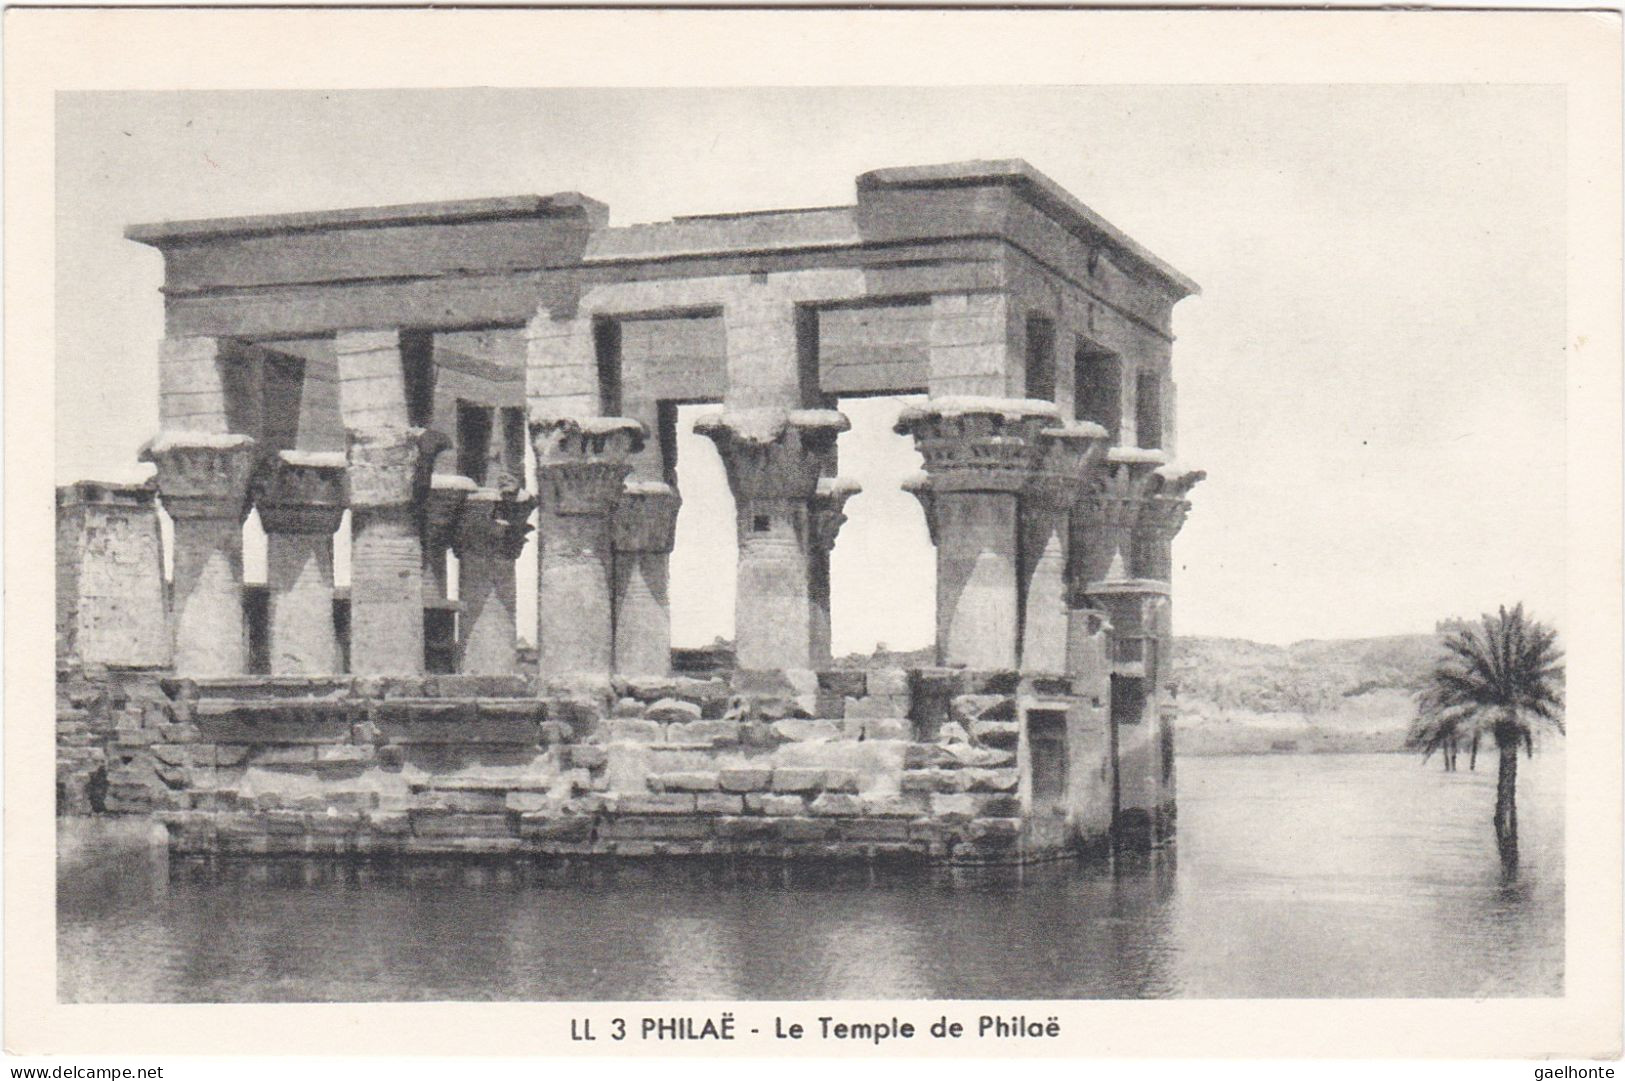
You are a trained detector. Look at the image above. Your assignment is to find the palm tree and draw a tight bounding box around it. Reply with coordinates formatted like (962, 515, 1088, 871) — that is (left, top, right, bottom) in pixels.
(1414, 604, 1564, 859)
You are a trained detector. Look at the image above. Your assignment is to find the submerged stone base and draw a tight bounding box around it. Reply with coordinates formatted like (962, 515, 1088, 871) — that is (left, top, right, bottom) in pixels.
(57, 665, 1131, 866)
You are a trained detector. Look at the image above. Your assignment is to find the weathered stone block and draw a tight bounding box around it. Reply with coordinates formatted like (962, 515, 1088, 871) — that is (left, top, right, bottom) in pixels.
(695, 793, 745, 815)
(410, 812, 514, 838)
(746, 793, 805, 816)
(941, 744, 1015, 768)
(715, 815, 777, 840)
(971, 720, 1021, 749)
(365, 811, 412, 835)
(933, 770, 972, 793)
(618, 793, 697, 815)
(817, 670, 866, 697)
(822, 769, 861, 794)
(809, 793, 863, 817)
(505, 791, 557, 813)
(425, 789, 510, 814)
(518, 814, 593, 841)
(649, 771, 719, 792)
(607, 719, 662, 743)
(770, 768, 825, 793)
(930, 793, 978, 820)
(967, 768, 1019, 792)
(598, 816, 713, 842)
(862, 796, 929, 818)
(315, 744, 375, 764)
(645, 698, 701, 723)
(566, 745, 608, 769)
(770, 718, 841, 742)
(951, 694, 1013, 727)
(665, 719, 742, 747)
(718, 767, 772, 792)
(251, 745, 317, 766)
(847, 717, 911, 741)
(564, 795, 610, 815)
(974, 794, 1021, 816)
(899, 771, 937, 794)
(844, 818, 914, 843)
(611, 697, 646, 718)
(777, 817, 837, 842)
(903, 744, 953, 769)
(866, 669, 910, 697)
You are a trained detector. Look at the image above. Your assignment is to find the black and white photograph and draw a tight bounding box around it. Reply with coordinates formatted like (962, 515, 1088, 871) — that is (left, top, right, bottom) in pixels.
(7, 5, 1621, 1064)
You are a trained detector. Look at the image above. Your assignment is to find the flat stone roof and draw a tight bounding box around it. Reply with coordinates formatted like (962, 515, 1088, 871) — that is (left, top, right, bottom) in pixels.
(858, 159, 1199, 297)
(126, 193, 608, 245)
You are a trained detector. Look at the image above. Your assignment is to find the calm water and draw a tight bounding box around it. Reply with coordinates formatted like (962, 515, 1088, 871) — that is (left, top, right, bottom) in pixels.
(58, 752, 1563, 1001)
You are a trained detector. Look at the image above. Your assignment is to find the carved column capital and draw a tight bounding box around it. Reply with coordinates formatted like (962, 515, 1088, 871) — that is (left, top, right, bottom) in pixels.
(425, 474, 478, 549)
(1139, 463, 1206, 540)
(454, 487, 536, 560)
(1076, 448, 1167, 531)
(612, 481, 682, 554)
(694, 407, 848, 501)
(531, 416, 645, 515)
(809, 476, 862, 552)
(141, 432, 257, 520)
(347, 427, 438, 510)
(894, 396, 1058, 493)
(253, 450, 347, 535)
(1026, 423, 1110, 509)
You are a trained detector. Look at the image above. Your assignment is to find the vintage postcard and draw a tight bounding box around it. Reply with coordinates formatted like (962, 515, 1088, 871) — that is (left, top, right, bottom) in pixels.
(5, 5, 1620, 1064)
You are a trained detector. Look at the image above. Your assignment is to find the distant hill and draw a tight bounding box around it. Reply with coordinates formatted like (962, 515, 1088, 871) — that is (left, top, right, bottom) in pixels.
(1172, 634, 1441, 755)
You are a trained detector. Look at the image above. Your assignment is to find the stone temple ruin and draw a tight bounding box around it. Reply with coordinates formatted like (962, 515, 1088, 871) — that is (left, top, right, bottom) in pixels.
(56, 160, 1203, 864)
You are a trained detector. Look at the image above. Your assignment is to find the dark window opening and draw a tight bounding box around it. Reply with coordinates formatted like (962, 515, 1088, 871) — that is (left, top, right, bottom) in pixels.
(400, 330, 437, 428)
(1028, 709, 1069, 812)
(244, 585, 270, 675)
(1025, 315, 1057, 402)
(499, 407, 526, 486)
(1111, 674, 1147, 728)
(456, 401, 494, 484)
(795, 306, 826, 409)
(1160, 718, 1175, 784)
(594, 318, 623, 416)
(261, 351, 306, 453)
(424, 608, 458, 674)
(657, 401, 681, 488)
(1075, 344, 1122, 442)
(1136, 370, 1164, 450)
(333, 596, 351, 674)
(752, 514, 771, 533)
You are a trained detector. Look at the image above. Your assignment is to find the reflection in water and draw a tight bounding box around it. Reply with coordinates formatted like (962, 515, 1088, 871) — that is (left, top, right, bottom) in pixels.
(58, 753, 1563, 1002)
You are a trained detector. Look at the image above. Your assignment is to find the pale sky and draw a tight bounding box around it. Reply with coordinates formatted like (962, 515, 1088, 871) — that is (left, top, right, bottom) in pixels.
(55, 86, 1566, 649)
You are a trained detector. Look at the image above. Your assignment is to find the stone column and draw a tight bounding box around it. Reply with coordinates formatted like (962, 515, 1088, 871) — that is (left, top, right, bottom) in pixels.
(453, 487, 534, 675)
(346, 429, 432, 675)
(808, 476, 861, 668)
(696, 409, 850, 673)
(1133, 464, 1204, 844)
(142, 434, 257, 675)
(895, 398, 1057, 670)
(253, 451, 346, 675)
(56, 481, 170, 668)
(611, 481, 682, 677)
(1018, 424, 1107, 674)
(532, 416, 644, 678)
(1066, 448, 1181, 847)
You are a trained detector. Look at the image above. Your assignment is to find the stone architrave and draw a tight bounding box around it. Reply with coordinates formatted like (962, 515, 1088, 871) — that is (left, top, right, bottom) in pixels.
(611, 481, 682, 678)
(253, 450, 347, 675)
(1019, 423, 1108, 674)
(695, 408, 852, 673)
(532, 416, 644, 678)
(141, 433, 257, 675)
(346, 427, 434, 675)
(452, 486, 535, 675)
(894, 397, 1058, 670)
(808, 475, 861, 668)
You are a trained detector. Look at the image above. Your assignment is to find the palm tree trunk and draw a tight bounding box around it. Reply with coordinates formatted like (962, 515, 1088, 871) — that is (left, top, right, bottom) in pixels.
(1494, 735, 1519, 845)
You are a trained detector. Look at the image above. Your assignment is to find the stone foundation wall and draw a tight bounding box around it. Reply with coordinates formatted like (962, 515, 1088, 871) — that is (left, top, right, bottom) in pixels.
(57, 666, 1117, 865)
